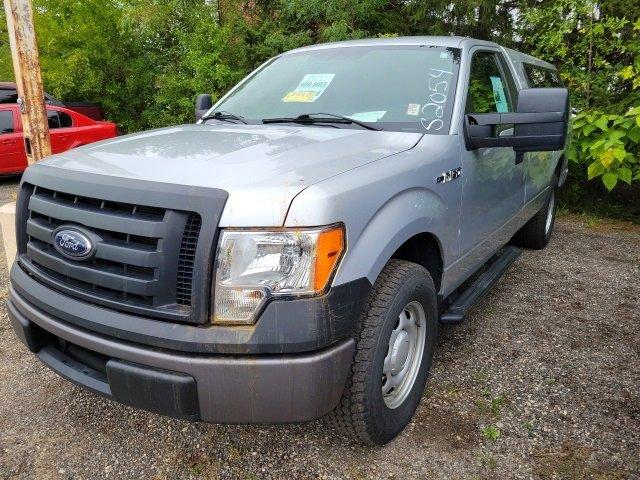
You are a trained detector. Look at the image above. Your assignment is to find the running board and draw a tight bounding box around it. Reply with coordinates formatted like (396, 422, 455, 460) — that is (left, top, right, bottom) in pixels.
(439, 246, 522, 325)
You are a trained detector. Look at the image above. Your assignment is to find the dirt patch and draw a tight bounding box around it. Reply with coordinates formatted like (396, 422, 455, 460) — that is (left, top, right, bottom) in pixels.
(532, 443, 627, 480)
(0, 178, 638, 479)
(410, 405, 479, 450)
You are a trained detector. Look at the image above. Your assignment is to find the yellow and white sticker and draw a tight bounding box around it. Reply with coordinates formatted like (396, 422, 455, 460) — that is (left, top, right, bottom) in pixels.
(282, 73, 335, 103)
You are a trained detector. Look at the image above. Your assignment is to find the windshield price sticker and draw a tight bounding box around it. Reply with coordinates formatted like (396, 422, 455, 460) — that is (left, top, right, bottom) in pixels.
(282, 73, 336, 103)
(421, 68, 453, 132)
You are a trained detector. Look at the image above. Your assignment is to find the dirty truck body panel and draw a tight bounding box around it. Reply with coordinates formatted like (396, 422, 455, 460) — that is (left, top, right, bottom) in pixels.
(8, 36, 568, 427)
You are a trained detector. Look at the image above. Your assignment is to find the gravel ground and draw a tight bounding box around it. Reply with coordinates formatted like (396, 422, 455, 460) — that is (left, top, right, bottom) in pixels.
(0, 175, 638, 480)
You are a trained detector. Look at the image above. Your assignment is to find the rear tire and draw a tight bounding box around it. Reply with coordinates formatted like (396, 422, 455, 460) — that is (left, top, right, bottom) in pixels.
(328, 259, 438, 445)
(513, 173, 558, 249)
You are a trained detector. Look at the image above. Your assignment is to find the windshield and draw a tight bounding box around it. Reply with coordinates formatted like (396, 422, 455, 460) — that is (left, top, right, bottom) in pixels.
(208, 45, 461, 134)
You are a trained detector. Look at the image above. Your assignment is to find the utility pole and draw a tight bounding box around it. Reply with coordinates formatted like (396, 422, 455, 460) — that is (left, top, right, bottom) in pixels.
(3, 0, 50, 164)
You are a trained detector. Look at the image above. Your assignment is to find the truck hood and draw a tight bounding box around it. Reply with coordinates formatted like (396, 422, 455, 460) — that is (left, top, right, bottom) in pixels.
(41, 124, 422, 226)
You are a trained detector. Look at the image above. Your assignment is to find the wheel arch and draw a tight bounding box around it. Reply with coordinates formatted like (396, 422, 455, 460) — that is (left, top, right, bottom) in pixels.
(390, 232, 444, 294)
(333, 187, 451, 295)
(554, 152, 567, 187)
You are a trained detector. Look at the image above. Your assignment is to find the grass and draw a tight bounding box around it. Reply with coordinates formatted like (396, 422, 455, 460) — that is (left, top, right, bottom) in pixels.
(559, 200, 640, 225)
(490, 395, 506, 416)
(523, 421, 535, 437)
(558, 179, 640, 225)
(478, 449, 497, 470)
(481, 425, 501, 441)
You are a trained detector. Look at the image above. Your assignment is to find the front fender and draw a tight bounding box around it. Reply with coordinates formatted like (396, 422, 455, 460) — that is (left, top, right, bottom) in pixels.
(339, 188, 448, 286)
(285, 139, 462, 292)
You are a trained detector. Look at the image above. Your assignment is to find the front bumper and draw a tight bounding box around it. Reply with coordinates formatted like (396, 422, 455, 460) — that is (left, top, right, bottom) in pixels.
(7, 263, 361, 423)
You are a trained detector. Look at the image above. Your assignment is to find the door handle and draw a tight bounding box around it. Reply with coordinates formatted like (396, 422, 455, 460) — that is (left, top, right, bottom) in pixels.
(1, 139, 16, 145)
(59, 135, 70, 139)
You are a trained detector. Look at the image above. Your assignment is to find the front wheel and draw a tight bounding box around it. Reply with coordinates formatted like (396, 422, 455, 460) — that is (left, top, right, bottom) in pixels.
(329, 259, 438, 445)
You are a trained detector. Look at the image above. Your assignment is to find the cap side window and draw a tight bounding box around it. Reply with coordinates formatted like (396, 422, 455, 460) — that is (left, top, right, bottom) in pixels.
(0, 111, 14, 134)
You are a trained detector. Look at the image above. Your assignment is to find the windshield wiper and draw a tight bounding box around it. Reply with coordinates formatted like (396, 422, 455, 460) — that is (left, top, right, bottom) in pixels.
(201, 110, 247, 124)
(262, 113, 381, 131)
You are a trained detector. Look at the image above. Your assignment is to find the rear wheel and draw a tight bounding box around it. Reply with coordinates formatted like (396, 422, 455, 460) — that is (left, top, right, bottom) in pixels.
(513, 173, 558, 249)
(329, 259, 437, 445)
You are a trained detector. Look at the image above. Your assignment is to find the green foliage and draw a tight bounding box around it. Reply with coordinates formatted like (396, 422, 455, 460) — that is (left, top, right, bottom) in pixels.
(490, 394, 506, 416)
(0, 0, 638, 202)
(523, 421, 534, 435)
(478, 449, 498, 469)
(481, 424, 501, 441)
(520, 0, 640, 197)
(570, 107, 640, 191)
(520, 0, 638, 110)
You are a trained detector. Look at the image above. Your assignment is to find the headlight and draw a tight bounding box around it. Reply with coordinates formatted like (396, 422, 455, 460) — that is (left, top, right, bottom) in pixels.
(212, 224, 345, 324)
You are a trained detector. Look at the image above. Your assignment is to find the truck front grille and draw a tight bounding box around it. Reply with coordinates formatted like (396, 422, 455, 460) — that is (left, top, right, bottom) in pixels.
(177, 212, 202, 306)
(16, 168, 227, 325)
(18, 185, 203, 323)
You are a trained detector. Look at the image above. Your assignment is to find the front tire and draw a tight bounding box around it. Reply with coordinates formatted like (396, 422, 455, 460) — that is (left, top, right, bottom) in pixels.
(513, 173, 559, 249)
(329, 259, 438, 445)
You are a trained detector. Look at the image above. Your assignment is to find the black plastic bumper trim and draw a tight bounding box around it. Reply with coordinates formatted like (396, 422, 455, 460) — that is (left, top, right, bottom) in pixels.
(106, 360, 200, 420)
(38, 344, 112, 397)
(11, 262, 370, 354)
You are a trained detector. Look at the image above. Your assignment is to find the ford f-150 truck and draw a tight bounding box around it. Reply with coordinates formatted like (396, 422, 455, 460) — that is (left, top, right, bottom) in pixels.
(7, 37, 569, 445)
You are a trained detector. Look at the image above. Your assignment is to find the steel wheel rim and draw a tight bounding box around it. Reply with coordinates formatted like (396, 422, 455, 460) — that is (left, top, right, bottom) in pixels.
(382, 301, 427, 409)
(545, 189, 556, 235)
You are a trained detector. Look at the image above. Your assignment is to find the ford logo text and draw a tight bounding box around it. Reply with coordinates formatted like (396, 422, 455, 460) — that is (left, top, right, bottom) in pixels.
(53, 228, 94, 260)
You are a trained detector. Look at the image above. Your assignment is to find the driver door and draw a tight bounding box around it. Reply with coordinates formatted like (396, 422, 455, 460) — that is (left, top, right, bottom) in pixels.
(0, 108, 27, 173)
(458, 49, 525, 267)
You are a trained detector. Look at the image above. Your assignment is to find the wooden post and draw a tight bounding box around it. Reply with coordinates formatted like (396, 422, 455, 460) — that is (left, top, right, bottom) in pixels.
(3, 0, 50, 164)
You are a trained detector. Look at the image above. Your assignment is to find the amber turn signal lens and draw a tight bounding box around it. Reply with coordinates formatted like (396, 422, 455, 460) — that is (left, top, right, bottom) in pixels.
(313, 226, 345, 292)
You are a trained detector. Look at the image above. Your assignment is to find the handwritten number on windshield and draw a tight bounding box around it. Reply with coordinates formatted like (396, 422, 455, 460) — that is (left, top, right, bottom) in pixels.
(421, 68, 453, 132)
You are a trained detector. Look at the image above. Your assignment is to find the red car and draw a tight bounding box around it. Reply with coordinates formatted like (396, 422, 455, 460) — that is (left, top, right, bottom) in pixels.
(1, 82, 105, 120)
(0, 104, 117, 174)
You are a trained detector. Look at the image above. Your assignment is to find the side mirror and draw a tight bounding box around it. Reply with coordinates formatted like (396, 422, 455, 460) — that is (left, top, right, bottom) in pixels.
(464, 88, 569, 152)
(195, 94, 213, 122)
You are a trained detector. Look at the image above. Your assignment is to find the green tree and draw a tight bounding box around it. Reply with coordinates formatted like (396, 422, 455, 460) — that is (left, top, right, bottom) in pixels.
(519, 0, 639, 109)
(0, 0, 638, 202)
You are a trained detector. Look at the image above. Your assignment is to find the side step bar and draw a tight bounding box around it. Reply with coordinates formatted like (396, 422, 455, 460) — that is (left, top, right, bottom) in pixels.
(439, 246, 522, 325)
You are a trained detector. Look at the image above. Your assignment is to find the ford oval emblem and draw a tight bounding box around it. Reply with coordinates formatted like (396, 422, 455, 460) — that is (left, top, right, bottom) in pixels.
(53, 228, 94, 260)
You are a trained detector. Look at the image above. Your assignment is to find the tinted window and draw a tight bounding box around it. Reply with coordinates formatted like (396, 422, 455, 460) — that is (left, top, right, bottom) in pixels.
(524, 64, 563, 88)
(0, 88, 55, 104)
(59, 111, 73, 128)
(0, 89, 18, 104)
(466, 52, 514, 114)
(47, 110, 61, 129)
(212, 46, 461, 134)
(0, 111, 14, 134)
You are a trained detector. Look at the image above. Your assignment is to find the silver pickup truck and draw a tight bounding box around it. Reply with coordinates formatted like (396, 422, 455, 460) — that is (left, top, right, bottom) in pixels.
(8, 36, 569, 445)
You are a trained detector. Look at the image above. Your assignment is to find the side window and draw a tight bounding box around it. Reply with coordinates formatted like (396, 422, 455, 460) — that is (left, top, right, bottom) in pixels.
(466, 52, 514, 114)
(59, 111, 73, 128)
(47, 110, 61, 129)
(524, 64, 563, 88)
(0, 111, 14, 134)
(0, 89, 18, 104)
(544, 69, 563, 87)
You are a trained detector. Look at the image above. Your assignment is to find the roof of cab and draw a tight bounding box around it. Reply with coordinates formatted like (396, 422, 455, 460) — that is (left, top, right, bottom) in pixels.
(284, 36, 501, 55)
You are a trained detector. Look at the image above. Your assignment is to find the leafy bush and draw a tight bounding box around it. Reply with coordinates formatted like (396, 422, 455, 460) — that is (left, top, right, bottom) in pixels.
(570, 107, 640, 191)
